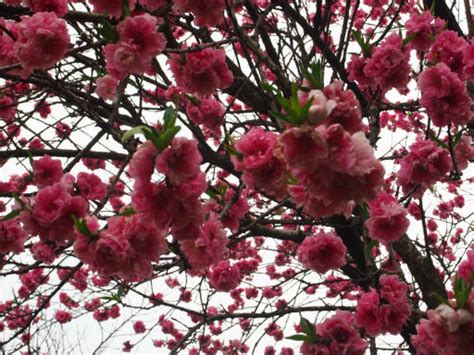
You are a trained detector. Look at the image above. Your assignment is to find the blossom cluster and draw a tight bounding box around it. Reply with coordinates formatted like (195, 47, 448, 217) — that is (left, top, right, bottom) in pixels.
(365, 191, 410, 243)
(0, 12, 70, 78)
(104, 14, 166, 80)
(233, 82, 385, 218)
(412, 303, 474, 354)
(355, 275, 412, 336)
(300, 311, 368, 354)
(128, 137, 230, 280)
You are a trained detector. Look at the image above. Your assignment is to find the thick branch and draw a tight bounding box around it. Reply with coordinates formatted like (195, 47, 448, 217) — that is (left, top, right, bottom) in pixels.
(393, 234, 448, 308)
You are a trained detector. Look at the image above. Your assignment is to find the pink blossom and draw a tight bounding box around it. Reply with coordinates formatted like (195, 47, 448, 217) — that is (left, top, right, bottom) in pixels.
(129, 141, 158, 187)
(31, 242, 56, 264)
(363, 33, 410, 92)
(95, 75, 118, 101)
(105, 14, 166, 79)
(365, 191, 409, 243)
(240, 154, 288, 200)
(412, 304, 474, 355)
(428, 30, 466, 77)
(123, 215, 168, 278)
(208, 260, 242, 292)
(173, 171, 207, 199)
(280, 126, 328, 172)
(82, 158, 106, 170)
(186, 98, 225, 139)
(406, 11, 445, 52)
(458, 245, 474, 282)
(117, 14, 166, 57)
(287, 125, 384, 218)
(29, 138, 45, 150)
(28, 182, 88, 245)
(220, 189, 249, 233)
(380, 302, 412, 334)
(173, 0, 226, 27)
(23, 0, 69, 16)
(463, 43, 474, 80)
(0, 96, 16, 123)
(347, 55, 376, 88)
(418, 63, 472, 127)
(355, 275, 411, 337)
(234, 128, 277, 170)
(299, 89, 337, 125)
(0, 218, 28, 254)
(138, 0, 166, 10)
(454, 136, 474, 171)
(379, 274, 408, 305)
(54, 310, 72, 324)
(170, 197, 204, 241)
(297, 231, 347, 273)
(301, 311, 367, 355)
(35, 100, 51, 118)
(76, 172, 107, 201)
(133, 320, 146, 334)
(131, 182, 175, 229)
(349, 132, 380, 175)
(90, 232, 130, 277)
(55, 121, 71, 138)
(397, 139, 452, 197)
(33, 155, 63, 188)
(31, 183, 71, 225)
(0, 20, 30, 78)
(354, 290, 383, 336)
(155, 137, 202, 186)
(168, 47, 233, 96)
(323, 81, 363, 134)
(14, 12, 70, 74)
(88, 0, 135, 18)
(180, 214, 228, 273)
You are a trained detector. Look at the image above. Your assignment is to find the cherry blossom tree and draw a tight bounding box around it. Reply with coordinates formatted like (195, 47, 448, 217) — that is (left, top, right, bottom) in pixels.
(1, 0, 474, 353)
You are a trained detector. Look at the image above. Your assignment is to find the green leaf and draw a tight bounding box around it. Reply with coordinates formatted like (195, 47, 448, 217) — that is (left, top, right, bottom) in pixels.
(402, 33, 416, 47)
(217, 184, 228, 198)
(163, 107, 178, 131)
(142, 128, 162, 150)
(453, 274, 473, 309)
(1, 209, 21, 222)
(300, 98, 313, 122)
(271, 110, 294, 124)
(427, 131, 448, 149)
(359, 202, 370, 219)
(28, 152, 35, 172)
(186, 95, 201, 106)
(432, 292, 448, 306)
(303, 61, 324, 89)
(225, 143, 243, 159)
(72, 215, 94, 238)
(261, 82, 278, 93)
(365, 239, 378, 258)
(352, 30, 372, 56)
(116, 207, 136, 217)
(300, 317, 313, 335)
(300, 317, 317, 342)
(206, 188, 219, 200)
(98, 20, 119, 43)
(121, 0, 130, 18)
(11, 193, 26, 210)
(430, 0, 436, 15)
(122, 125, 151, 143)
(157, 126, 181, 152)
(286, 334, 312, 342)
(452, 131, 464, 147)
